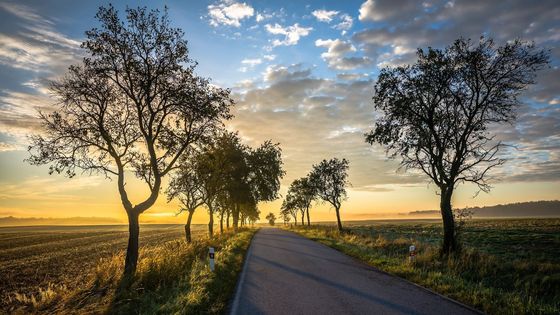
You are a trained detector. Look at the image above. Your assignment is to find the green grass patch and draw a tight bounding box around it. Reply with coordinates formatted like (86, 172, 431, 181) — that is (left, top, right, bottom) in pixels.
(8, 228, 257, 314)
(289, 219, 560, 315)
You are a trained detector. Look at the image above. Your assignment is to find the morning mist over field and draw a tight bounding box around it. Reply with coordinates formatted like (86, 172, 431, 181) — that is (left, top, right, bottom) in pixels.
(0, 0, 559, 225)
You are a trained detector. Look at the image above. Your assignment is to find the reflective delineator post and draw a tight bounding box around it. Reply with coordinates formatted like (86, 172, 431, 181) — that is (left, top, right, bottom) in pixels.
(409, 245, 416, 263)
(209, 247, 215, 272)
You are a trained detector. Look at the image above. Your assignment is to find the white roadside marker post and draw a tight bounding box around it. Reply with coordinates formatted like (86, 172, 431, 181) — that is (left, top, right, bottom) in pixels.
(409, 245, 416, 263)
(209, 247, 215, 272)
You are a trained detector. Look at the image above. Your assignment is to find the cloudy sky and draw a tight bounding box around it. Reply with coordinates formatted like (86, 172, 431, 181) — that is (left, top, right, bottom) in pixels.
(0, 0, 559, 223)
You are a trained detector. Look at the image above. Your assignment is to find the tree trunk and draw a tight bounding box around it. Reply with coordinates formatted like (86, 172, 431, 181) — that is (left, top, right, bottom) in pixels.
(301, 212, 305, 225)
(306, 207, 310, 226)
(185, 209, 194, 243)
(220, 211, 224, 234)
(208, 208, 214, 238)
(226, 210, 230, 229)
(233, 204, 239, 231)
(440, 186, 456, 254)
(335, 205, 343, 232)
(124, 211, 140, 277)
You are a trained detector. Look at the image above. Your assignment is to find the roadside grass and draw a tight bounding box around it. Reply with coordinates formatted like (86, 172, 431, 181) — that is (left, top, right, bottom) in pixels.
(8, 228, 256, 314)
(288, 219, 560, 315)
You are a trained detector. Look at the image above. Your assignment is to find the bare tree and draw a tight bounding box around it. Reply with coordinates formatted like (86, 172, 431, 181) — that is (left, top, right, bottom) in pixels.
(365, 37, 549, 254)
(26, 6, 233, 276)
(310, 158, 350, 231)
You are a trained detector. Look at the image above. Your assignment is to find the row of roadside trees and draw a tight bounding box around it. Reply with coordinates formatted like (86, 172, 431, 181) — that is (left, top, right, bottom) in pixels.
(26, 5, 285, 277)
(280, 37, 549, 256)
(280, 158, 350, 231)
(280, 37, 549, 255)
(167, 132, 284, 242)
(27, 4, 550, 288)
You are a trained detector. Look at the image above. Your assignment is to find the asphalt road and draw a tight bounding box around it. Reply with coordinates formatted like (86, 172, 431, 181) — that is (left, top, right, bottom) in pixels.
(230, 228, 480, 315)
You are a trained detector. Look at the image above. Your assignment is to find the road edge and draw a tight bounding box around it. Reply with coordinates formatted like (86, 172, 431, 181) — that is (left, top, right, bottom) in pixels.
(228, 228, 258, 315)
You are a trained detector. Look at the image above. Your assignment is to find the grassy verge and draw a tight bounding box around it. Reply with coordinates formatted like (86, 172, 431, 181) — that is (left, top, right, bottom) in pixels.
(10, 228, 257, 314)
(289, 224, 559, 315)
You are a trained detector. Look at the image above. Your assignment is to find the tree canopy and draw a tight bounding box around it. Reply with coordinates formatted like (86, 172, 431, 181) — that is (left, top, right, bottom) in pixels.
(309, 158, 350, 231)
(27, 5, 234, 275)
(365, 37, 549, 253)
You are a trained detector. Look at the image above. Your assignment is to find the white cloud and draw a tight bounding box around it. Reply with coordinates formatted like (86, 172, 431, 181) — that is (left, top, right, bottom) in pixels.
(0, 3, 82, 150)
(263, 64, 312, 83)
(207, 1, 254, 27)
(358, 0, 417, 22)
(334, 14, 354, 34)
(263, 54, 276, 61)
(255, 11, 275, 23)
(241, 58, 263, 66)
(0, 3, 81, 73)
(239, 58, 263, 72)
(315, 38, 372, 70)
(358, 0, 376, 21)
(337, 73, 369, 81)
(311, 9, 339, 23)
(316, 39, 356, 58)
(265, 23, 313, 47)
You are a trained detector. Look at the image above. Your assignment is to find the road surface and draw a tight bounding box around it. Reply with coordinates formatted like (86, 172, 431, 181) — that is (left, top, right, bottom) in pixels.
(230, 228, 480, 315)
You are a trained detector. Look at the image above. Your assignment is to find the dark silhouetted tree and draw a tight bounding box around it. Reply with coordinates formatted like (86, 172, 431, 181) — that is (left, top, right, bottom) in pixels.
(281, 195, 299, 226)
(266, 212, 276, 226)
(166, 156, 204, 243)
(365, 37, 549, 254)
(196, 132, 283, 233)
(288, 177, 316, 226)
(310, 158, 350, 231)
(195, 135, 233, 238)
(279, 205, 292, 226)
(26, 5, 233, 276)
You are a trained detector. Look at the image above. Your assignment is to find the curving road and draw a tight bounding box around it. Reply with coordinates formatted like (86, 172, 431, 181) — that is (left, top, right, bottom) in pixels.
(230, 228, 480, 315)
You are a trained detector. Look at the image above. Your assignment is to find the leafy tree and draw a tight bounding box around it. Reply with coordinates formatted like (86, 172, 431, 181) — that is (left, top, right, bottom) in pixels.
(241, 140, 285, 228)
(365, 37, 549, 254)
(166, 156, 204, 243)
(195, 135, 233, 238)
(26, 5, 233, 276)
(216, 191, 232, 233)
(288, 177, 316, 226)
(266, 212, 277, 226)
(242, 202, 260, 226)
(281, 195, 299, 226)
(310, 158, 350, 231)
(217, 133, 284, 231)
(279, 206, 292, 226)
(194, 132, 283, 233)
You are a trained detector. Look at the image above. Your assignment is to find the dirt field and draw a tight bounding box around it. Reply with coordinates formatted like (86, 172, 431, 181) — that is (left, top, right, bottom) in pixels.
(0, 224, 207, 309)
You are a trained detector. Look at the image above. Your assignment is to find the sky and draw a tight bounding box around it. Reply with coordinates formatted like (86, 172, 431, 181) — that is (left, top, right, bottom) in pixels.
(0, 0, 559, 224)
